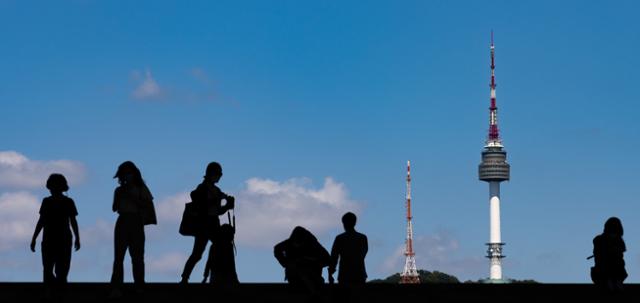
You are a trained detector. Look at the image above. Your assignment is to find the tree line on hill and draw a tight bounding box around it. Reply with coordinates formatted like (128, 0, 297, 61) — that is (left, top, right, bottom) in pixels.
(368, 270, 538, 284)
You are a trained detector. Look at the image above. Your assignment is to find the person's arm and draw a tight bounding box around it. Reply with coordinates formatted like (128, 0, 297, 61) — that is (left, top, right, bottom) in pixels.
(329, 236, 339, 274)
(218, 192, 234, 215)
(329, 237, 339, 283)
(274, 240, 288, 268)
(112, 188, 120, 212)
(70, 216, 81, 251)
(364, 235, 369, 256)
(30, 217, 44, 252)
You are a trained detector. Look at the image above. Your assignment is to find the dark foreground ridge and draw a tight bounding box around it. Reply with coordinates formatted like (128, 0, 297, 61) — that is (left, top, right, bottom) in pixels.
(1, 283, 638, 303)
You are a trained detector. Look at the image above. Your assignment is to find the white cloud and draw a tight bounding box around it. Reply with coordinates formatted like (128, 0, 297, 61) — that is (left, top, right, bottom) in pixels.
(0, 151, 86, 189)
(234, 177, 361, 248)
(0, 192, 40, 251)
(150, 176, 361, 253)
(152, 177, 362, 249)
(82, 218, 113, 246)
(148, 252, 187, 276)
(156, 192, 190, 223)
(131, 70, 163, 100)
(381, 230, 485, 281)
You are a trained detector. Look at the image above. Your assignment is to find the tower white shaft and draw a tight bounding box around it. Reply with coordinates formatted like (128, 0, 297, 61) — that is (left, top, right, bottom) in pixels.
(489, 181, 502, 279)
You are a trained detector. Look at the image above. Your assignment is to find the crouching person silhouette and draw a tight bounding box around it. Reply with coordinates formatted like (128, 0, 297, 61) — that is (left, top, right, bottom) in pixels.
(30, 174, 80, 298)
(591, 216, 627, 293)
(274, 226, 330, 298)
(202, 220, 239, 285)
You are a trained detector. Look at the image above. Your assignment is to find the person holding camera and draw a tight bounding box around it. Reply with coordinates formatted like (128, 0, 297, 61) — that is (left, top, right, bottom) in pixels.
(180, 162, 235, 284)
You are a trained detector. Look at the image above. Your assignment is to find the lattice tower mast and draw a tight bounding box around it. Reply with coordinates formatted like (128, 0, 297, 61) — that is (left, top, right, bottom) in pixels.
(400, 160, 420, 284)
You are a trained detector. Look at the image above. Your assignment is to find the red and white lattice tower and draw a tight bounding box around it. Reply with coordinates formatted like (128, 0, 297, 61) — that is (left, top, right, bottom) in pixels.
(400, 160, 420, 284)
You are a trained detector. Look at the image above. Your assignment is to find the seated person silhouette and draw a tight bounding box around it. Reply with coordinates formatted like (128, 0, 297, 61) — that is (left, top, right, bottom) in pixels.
(591, 216, 627, 292)
(30, 174, 81, 296)
(274, 226, 330, 294)
(329, 212, 368, 285)
(202, 222, 239, 285)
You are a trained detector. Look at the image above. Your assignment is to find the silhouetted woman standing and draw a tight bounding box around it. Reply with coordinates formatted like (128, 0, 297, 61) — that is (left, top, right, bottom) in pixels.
(592, 216, 627, 292)
(180, 162, 234, 284)
(110, 161, 156, 297)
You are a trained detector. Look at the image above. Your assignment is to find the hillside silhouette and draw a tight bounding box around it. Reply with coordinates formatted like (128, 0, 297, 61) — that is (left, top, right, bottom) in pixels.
(369, 270, 459, 283)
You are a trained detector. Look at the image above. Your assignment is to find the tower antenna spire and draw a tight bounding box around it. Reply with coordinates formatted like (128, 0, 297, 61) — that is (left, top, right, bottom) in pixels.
(400, 160, 420, 284)
(487, 30, 501, 146)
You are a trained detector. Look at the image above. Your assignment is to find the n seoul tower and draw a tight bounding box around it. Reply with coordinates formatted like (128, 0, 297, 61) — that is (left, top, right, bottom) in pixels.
(478, 31, 511, 282)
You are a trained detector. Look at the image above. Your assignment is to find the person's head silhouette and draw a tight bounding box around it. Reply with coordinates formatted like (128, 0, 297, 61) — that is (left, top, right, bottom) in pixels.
(205, 162, 223, 183)
(114, 161, 144, 186)
(604, 217, 624, 237)
(46, 173, 69, 194)
(342, 212, 357, 232)
(289, 226, 315, 248)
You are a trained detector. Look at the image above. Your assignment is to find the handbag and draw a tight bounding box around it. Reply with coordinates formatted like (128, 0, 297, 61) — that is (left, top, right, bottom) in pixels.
(179, 202, 199, 236)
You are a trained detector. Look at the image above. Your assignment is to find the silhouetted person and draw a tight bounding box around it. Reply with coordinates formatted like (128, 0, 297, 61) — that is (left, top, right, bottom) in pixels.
(274, 226, 330, 297)
(109, 161, 156, 298)
(202, 222, 239, 285)
(591, 217, 627, 292)
(30, 174, 80, 297)
(180, 162, 235, 284)
(329, 212, 368, 285)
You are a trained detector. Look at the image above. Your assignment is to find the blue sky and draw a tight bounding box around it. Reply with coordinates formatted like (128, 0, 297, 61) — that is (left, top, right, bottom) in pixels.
(1, 0, 640, 283)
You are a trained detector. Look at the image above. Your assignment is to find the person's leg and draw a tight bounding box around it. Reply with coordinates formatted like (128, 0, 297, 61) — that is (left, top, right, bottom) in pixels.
(129, 217, 146, 286)
(41, 242, 55, 285)
(181, 235, 209, 282)
(203, 244, 214, 284)
(110, 217, 127, 286)
(54, 237, 72, 285)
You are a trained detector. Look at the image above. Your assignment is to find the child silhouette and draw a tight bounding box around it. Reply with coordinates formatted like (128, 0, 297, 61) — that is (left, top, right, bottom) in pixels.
(30, 174, 80, 295)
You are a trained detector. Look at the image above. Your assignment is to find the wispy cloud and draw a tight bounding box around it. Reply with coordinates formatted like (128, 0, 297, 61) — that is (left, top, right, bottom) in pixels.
(155, 192, 190, 223)
(148, 252, 187, 276)
(0, 191, 40, 251)
(0, 151, 86, 189)
(82, 218, 113, 246)
(127, 67, 238, 105)
(131, 69, 163, 100)
(190, 67, 213, 85)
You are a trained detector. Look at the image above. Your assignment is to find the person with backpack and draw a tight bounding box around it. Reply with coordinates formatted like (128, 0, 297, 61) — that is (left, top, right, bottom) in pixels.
(591, 216, 627, 292)
(180, 162, 235, 284)
(30, 174, 80, 296)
